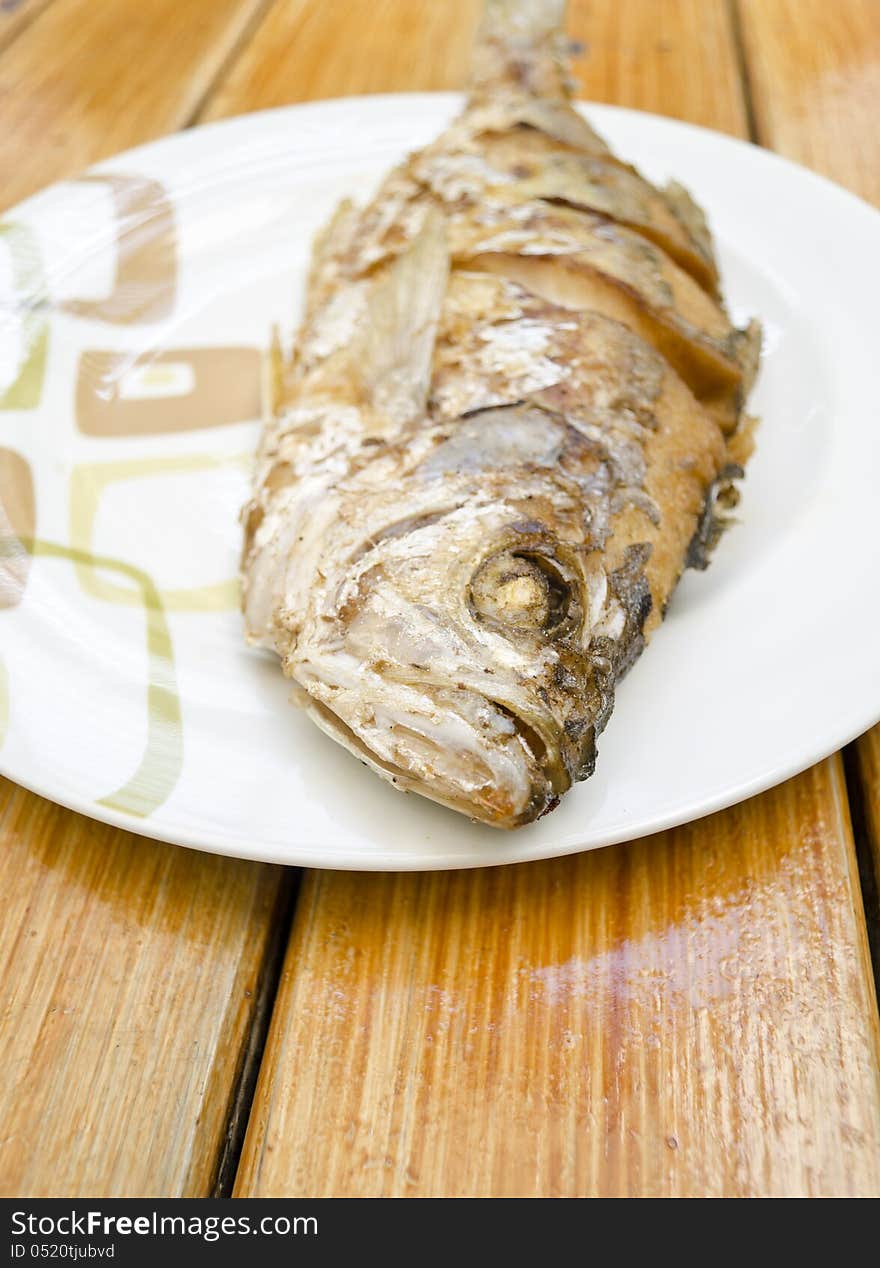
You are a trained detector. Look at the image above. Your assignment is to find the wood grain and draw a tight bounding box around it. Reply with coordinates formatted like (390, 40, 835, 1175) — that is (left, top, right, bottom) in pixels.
(739, 0, 880, 204)
(737, 0, 880, 901)
(201, 0, 483, 120)
(0, 0, 56, 55)
(236, 761, 880, 1197)
(0, 780, 287, 1196)
(1, 0, 877, 1201)
(0, 0, 273, 211)
(0, 0, 291, 1197)
(228, 0, 880, 1197)
(574, 0, 748, 133)
(202, 0, 747, 133)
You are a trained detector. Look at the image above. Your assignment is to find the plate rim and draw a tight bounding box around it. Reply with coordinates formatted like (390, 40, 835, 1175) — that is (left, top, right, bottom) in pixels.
(13, 90, 879, 230)
(2, 92, 879, 870)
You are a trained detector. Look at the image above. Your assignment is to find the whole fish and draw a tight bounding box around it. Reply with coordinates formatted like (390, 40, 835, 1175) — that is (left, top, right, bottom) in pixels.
(242, 0, 760, 829)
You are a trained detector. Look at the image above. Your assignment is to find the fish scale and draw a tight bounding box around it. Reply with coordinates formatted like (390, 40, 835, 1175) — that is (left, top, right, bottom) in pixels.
(241, 0, 761, 829)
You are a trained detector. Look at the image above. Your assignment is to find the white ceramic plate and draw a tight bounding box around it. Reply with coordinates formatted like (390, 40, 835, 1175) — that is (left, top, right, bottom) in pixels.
(1, 94, 879, 870)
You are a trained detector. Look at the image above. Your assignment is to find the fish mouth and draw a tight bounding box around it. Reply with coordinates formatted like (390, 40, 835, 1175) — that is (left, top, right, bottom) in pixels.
(303, 686, 564, 829)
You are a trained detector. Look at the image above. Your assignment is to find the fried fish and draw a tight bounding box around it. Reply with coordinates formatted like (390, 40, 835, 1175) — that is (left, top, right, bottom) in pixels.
(242, 0, 761, 828)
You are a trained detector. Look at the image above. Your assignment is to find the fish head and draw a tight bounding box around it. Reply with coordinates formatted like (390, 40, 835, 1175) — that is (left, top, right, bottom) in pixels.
(287, 406, 648, 828)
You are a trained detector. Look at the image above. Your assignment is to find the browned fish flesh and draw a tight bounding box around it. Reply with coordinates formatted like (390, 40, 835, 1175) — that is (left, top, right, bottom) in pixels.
(241, 0, 761, 829)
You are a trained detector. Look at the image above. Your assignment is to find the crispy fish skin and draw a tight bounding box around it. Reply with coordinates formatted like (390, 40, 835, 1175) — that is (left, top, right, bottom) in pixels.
(242, 0, 761, 829)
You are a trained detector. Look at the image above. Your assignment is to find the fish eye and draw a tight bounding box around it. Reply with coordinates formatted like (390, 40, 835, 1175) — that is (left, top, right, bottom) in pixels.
(469, 548, 576, 634)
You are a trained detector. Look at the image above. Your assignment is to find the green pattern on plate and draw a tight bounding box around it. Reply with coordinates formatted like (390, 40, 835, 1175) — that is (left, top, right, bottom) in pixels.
(3, 539, 182, 817)
(69, 454, 249, 612)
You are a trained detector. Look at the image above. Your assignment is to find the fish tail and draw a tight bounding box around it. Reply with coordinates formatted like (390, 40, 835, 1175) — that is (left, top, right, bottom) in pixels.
(471, 0, 573, 99)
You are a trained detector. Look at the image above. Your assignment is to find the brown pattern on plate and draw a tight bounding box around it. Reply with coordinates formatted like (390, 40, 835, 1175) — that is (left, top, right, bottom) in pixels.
(0, 447, 35, 608)
(76, 347, 261, 436)
(59, 173, 177, 325)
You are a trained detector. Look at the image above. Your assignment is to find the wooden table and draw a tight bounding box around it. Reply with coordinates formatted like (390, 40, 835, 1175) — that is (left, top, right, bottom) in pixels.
(1, 0, 879, 1199)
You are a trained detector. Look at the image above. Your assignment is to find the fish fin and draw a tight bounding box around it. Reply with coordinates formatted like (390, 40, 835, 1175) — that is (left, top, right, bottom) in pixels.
(685, 464, 746, 572)
(258, 324, 286, 443)
(356, 207, 449, 429)
(305, 197, 359, 317)
(285, 201, 363, 401)
(663, 180, 719, 282)
(727, 412, 759, 468)
(734, 318, 763, 398)
(262, 324, 284, 421)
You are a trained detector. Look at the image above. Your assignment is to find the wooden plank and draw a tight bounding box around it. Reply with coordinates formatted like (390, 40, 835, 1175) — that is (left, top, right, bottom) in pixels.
(228, 0, 880, 1197)
(574, 0, 749, 133)
(0, 0, 274, 211)
(237, 762, 880, 1197)
(738, 0, 880, 204)
(0, 0, 292, 1198)
(737, 0, 880, 893)
(202, 0, 747, 132)
(0, 0, 56, 55)
(0, 780, 287, 1196)
(202, 0, 484, 120)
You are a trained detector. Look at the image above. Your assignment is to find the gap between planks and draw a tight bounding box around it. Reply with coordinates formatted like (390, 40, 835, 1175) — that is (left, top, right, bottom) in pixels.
(726, 0, 759, 142)
(734, 0, 880, 1006)
(184, 0, 281, 130)
(210, 870, 300, 1197)
(845, 747, 880, 996)
(217, 0, 880, 1198)
(0, 0, 302, 1197)
(1, 0, 876, 1198)
(0, 0, 57, 57)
